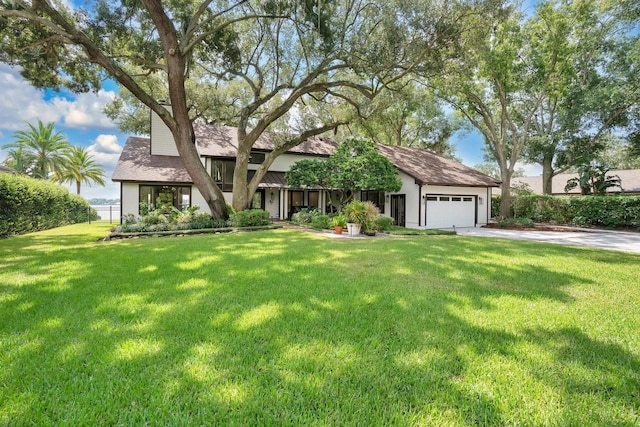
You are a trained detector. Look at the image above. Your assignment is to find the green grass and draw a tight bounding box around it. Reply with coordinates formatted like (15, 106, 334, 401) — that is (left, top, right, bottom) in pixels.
(1, 221, 639, 425)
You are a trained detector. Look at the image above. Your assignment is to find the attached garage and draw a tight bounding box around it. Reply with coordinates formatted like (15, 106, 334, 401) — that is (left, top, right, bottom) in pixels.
(425, 195, 476, 229)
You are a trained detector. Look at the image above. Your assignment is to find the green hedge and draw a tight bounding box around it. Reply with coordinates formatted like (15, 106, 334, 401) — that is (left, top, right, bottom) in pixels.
(0, 174, 91, 236)
(493, 194, 640, 228)
(229, 209, 271, 227)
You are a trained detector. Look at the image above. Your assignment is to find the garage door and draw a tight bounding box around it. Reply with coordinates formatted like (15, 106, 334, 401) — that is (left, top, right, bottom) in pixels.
(425, 195, 476, 228)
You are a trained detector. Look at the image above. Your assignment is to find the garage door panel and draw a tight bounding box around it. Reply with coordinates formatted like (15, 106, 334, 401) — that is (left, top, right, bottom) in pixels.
(426, 195, 475, 228)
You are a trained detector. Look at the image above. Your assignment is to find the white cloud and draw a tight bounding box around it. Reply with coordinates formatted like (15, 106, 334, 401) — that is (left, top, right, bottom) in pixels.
(56, 90, 119, 130)
(0, 63, 118, 132)
(0, 64, 62, 130)
(92, 134, 123, 154)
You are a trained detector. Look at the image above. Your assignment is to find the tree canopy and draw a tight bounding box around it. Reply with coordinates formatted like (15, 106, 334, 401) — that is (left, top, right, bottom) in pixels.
(0, 0, 466, 218)
(285, 138, 402, 209)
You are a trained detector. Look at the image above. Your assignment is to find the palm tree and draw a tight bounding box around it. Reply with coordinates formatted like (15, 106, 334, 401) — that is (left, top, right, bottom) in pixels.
(55, 146, 106, 195)
(2, 147, 35, 174)
(2, 120, 71, 179)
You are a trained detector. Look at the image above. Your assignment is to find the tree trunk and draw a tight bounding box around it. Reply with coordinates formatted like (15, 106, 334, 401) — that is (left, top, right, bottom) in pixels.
(143, 0, 228, 220)
(76, 180, 81, 195)
(499, 165, 513, 219)
(541, 155, 554, 195)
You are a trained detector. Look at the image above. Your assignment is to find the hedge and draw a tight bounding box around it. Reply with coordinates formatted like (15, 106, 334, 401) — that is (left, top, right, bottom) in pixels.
(0, 174, 92, 237)
(492, 194, 640, 228)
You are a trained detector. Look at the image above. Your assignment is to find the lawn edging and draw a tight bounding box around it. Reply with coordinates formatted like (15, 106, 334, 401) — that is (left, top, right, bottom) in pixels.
(103, 223, 283, 240)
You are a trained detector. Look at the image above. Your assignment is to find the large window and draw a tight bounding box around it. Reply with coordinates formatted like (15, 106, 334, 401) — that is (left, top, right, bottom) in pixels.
(139, 185, 191, 213)
(249, 151, 265, 164)
(308, 191, 319, 208)
(361, 190, 385, 213)
(213, 160, 235, 192)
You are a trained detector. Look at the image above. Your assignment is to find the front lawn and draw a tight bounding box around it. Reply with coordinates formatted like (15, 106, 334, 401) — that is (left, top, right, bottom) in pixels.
(1, 222, 639, 425)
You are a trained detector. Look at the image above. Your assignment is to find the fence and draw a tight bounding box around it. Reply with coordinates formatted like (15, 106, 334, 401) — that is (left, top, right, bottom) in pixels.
(90, 205, 121, 223)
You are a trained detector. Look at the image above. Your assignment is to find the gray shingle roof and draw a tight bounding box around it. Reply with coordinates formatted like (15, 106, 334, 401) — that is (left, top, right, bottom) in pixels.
(512, 169, 640, 194)
(375, 144, 500, 187)
(112, 127, 500, 189)
(194, 123, 338, 157)
(112, 136, 192, 183)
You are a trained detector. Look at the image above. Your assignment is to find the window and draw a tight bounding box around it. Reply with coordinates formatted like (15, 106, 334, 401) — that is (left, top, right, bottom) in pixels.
(440, 196, 450, 202)
(249, 151, 265, 164)
(139, 185, 191, 213)
(452, 197, 462, 202)
(426, 196, 437, 201)
(213, 160, 235, 192)
(361, 190, 385, 213)
(308, 191, 319, 208)
(463, 197, 473, 202)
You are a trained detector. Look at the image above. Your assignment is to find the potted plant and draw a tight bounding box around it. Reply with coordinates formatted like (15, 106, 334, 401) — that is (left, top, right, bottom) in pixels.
(343, 200, 367, 236)
(331, 213, 347, 234)
(362, 201, 380, 236)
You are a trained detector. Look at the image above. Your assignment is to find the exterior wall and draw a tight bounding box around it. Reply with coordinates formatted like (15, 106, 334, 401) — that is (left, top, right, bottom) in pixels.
(150, 106, 179, 156)
(382, 171, 421, 228)
(121, 182, 141, 218)
(269, 152, 324, 171)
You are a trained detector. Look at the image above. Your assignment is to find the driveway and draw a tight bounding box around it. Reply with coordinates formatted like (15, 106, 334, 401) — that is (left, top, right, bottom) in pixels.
(455, 226, 640, 254)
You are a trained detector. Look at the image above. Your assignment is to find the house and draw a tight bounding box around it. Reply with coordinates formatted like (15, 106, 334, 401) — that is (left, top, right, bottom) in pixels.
(510, 170, 640, 195)
(112, 109, 500, 229)
(0, 165, 15, 174)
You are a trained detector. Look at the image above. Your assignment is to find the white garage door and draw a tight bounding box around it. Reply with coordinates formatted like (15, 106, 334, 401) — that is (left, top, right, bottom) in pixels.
(425, 195, 476, 228)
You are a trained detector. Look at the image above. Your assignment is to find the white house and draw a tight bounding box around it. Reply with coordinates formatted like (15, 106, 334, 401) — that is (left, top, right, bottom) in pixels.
(112, 109, 500, 229)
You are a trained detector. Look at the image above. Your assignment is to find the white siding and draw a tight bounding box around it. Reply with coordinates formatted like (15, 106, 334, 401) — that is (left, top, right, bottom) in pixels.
(121, 182, 141, 218)
(150, 106, 179, 156)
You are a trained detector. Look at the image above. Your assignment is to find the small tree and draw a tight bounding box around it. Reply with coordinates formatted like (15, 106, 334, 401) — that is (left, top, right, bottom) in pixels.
(285, 139, 402, 210)
(565, 162, 622, 195)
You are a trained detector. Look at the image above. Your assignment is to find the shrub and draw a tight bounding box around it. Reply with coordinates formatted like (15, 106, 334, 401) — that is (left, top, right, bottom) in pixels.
(0, 174, 92, 236)
(567, 196, 640, 228)
(311, 214, 332, 229)
(230, 209, 270, 227)
(494, 217, 535, 228)
(375, 216, 394, 232)
(291, 208, 319, 223)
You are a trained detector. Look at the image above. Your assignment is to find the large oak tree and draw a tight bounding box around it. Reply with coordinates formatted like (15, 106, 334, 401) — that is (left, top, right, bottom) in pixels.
(1, 0, 465, 217)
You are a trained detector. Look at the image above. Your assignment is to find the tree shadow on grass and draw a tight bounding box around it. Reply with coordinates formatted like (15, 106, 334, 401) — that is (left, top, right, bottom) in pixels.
(1, 229, 639, 425)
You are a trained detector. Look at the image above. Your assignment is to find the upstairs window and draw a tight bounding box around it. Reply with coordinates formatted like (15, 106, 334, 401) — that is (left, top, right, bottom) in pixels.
(249, 151, 266, 164)
(213, 160, 235, 192)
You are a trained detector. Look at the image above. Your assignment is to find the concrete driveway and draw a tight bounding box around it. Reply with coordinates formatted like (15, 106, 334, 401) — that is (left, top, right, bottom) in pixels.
(455, 226, 640, 254)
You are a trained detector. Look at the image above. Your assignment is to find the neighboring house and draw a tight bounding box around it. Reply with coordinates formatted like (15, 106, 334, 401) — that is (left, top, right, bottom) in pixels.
(112, 109, 500, 229)
(509, 170, 640, 195)
(0, 165, 16, 174)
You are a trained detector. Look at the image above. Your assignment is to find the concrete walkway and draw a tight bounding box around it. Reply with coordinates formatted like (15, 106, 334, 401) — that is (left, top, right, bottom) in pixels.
(455, 226, 640, 254)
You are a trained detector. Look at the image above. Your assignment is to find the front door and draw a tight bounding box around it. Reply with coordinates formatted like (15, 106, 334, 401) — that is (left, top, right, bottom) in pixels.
(391, 194, 406, 227)
(252, 190, 265, 210)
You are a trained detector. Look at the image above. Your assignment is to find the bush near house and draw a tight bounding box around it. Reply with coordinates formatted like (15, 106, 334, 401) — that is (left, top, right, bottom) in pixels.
(492, 194, 640, 228)
(229, 209, 271, 227)
(0, 173, 91, 236)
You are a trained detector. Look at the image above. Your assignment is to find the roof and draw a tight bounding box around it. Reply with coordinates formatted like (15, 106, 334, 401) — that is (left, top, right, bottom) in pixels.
(0, 164, 16, 174)
(512, 169, 640, 195)
(112, 136, 192, 183)
(375, 144, 501, 187)
(194, 123, 338, 157)
(113, 126, 500, 189)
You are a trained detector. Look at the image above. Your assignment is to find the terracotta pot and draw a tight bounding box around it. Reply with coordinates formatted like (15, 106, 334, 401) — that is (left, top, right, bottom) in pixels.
(334, 226, 344, 234)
